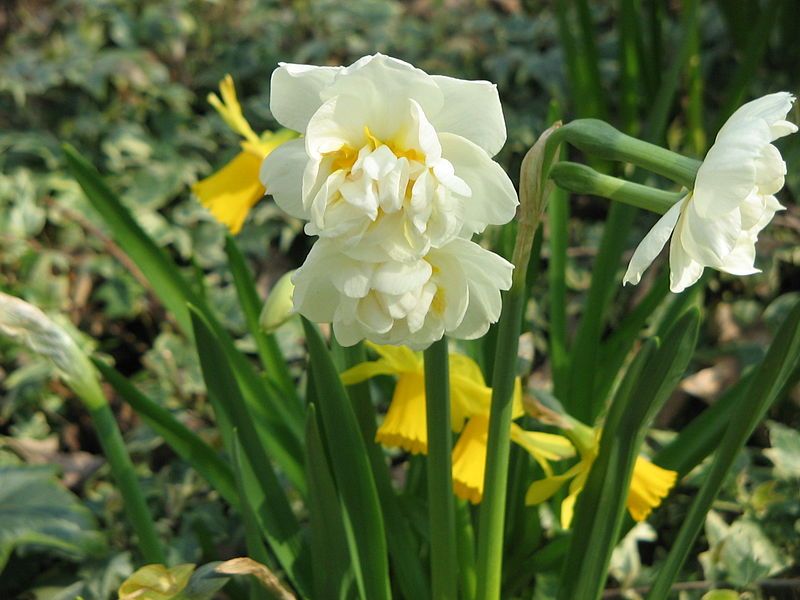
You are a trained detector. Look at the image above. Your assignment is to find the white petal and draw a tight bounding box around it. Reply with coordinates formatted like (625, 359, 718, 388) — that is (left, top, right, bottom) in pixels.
(720, 92, 796, 137)
(260, 139, 309, 219)
(430, 75, 507, 156)
(305, 95, 369, 157)
(718, 235, 759, 276)
(755, 143, 787, 196)
(439, 133, 518, 235)
(623, 199, 684, 286)
(270, 63, 342, 132)
(322, 54, 444, 141)
(679, 198, 741, 266)
(371, 260, 432, 296)
(692, 126, 764, 217)
(669, 213, 705, 293)
(435, 239, 513, 339)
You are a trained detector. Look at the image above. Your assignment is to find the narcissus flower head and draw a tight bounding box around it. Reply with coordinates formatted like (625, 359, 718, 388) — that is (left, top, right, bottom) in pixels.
(523, 417, 677, 527)
(624, 92, 797, 292)
(192, 74, 296, 234)
(341, 343, 574, 503)
(262, 54, 517, 348)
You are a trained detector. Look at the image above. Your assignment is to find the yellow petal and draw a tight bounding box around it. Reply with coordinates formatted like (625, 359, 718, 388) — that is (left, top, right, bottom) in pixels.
(560, 487, 580, 529)
(340, 359, 399, 385)
(118, 563, 195, 600)
(510, 424, 576, 470)
(524, 463, 582, 506)
(208, 74, 261, 145)
(192, 151, 264, 234)
(626, 457, 678, 522)
(450, 375, 492, 432)
(451, 415, 489, 504)
(367, 342, 422, 374)
(375, 373, 428, 454)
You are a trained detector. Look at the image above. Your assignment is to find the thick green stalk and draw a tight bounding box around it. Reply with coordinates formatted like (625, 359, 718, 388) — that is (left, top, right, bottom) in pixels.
(87, 399, 165, 564)
(475, 286, 526, 600)
(424, 337, 458, 600)
(550, 162, 684, 214)
(475, 126, 556, 599)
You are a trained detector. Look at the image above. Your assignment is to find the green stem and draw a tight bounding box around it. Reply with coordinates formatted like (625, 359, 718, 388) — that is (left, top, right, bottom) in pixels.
(87, 399, 165, 563)
(424, 337, 458, 600)
(549, 120, 702, 188)
(549, 162, 684, 214)
(475, 286, 526, 600)
(455, 500, 477, 600)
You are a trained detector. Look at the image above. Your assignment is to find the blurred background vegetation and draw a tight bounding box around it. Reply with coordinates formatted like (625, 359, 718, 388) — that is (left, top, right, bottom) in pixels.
(0, 0, 798, 597)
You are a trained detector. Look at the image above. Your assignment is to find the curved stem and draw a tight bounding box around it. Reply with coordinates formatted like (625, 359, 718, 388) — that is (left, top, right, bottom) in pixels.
(550, 162, 685, 214)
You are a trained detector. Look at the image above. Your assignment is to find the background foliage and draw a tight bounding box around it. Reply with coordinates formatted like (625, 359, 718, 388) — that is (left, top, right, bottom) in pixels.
(0, 0, 798, 597)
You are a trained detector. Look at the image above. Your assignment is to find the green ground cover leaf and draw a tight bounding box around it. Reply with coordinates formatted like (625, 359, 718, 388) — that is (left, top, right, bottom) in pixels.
(0, 465, 106, 570)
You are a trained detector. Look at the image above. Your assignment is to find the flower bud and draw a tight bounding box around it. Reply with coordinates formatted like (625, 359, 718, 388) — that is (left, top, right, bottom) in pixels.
(259, 270, 296, 332)
(0, 292, 104, 409)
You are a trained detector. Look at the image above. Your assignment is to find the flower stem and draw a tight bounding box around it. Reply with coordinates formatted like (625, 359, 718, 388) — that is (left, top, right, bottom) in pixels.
(550, 119, 702, 188)
(549, 161, 684, 214)
(86, 396, 165, 564)
(424, 337, 458, 600)
(475, 125, 556, 600)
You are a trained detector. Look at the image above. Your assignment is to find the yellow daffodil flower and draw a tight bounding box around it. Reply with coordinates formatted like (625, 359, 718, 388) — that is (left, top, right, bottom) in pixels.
(117, 563, 195, 600)
(341, 342, 575, 503)
(524, 414, 677, 527)
(192, 74, 297, 234)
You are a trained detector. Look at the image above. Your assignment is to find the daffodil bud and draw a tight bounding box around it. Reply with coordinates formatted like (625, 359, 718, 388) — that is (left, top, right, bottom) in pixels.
(0, 292, 104, 410)
(260, 270, 296, 332)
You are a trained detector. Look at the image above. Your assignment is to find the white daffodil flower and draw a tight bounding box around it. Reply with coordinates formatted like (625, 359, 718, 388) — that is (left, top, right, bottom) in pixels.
(624, 92, 797, 292)
(291, 237, 513, 349)
(260, 54, 517, 347)
(261, 53, 518, 262)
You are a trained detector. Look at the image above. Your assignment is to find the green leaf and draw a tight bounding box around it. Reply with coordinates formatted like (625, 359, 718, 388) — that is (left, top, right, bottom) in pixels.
(62, 145, 305, 494)
(764, 421, 800, 479)
(0, 465, 106, 570)
(558, 309, 700, 600)
(302, 318, 390, 600)
(647, 300, 800, 599)
(305, 404, 353, 600)
(93, 358, 239, 508)
(223, 235, 299, 407)
(62, 143, 199, 335)
(336, 342, 429, 600)
(190, 307, 308, 596)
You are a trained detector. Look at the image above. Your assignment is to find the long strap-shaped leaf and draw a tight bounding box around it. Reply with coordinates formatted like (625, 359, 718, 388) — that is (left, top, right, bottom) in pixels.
(302, 318, 390, 600)
(305, 403, 352, 600)
(557, 309, 700, 600)
(94, 359, 238, 508)
(224, 235, 300, 410)
(647, 300, 800, 599)
(63, 144, 199, 334)
(337, 342, 429, 600)
(63, 144, 306, 494)
(191, 307, 309, 597)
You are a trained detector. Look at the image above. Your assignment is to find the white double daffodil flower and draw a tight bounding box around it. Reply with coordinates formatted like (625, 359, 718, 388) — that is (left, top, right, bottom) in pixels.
(624, 92, 797, 292)
(261, 54, 518, 348)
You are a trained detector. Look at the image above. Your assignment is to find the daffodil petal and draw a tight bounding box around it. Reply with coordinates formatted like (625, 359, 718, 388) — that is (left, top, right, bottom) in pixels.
(192, 151, 264, 234)
(623, 198, 683, 286)
(626, 457, 678, 522)
(429, 75, 507, 157)
(451, 415, 489, 504)
(375, 373, 428, 454)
